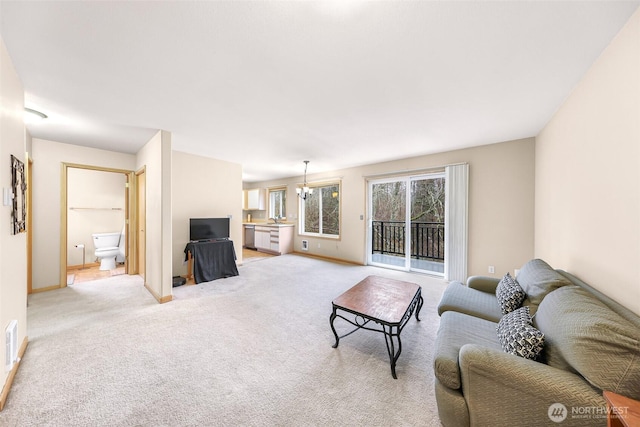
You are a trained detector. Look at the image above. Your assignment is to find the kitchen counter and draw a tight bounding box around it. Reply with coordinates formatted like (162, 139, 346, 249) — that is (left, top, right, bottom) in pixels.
(245, 223, 295, 254)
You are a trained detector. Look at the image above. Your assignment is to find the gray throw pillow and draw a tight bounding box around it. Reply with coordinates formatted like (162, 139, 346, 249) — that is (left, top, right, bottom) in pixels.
(496, 306, 532, 341)
(496, 272, 526, 314)
(497, 306, 544, 360)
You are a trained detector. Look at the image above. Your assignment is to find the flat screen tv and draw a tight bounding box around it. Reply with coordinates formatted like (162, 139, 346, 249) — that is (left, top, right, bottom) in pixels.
(190, 218, 230, 242)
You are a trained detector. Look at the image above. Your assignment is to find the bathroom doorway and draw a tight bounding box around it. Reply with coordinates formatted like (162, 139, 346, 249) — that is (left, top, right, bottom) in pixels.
(59, 163, 136, 287)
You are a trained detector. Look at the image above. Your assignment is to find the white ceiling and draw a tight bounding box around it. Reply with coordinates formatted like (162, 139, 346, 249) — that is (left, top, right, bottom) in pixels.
(1, 1, 638, 182)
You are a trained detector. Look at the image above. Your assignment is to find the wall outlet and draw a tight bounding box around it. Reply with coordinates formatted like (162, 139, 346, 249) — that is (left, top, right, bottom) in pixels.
(488, 265, 495, 274)
(301, 240, 308, 251)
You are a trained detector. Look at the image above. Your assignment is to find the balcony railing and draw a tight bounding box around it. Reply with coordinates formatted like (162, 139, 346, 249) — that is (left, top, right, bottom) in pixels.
(372, 221, 444, 261)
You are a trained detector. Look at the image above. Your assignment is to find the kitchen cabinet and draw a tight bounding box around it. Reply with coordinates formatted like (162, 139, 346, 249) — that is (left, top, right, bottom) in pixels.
(243, 188, 266, 210)
(255, 226, 271, 251)
(254, 224, 294, 255)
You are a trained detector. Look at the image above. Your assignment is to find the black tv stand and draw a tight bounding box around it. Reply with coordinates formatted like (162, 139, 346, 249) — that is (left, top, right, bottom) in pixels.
(184, 240, 238, 284)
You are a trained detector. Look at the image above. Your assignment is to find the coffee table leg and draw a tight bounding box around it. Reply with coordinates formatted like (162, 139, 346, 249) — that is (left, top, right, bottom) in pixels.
(415, 295, 424, 321)
(330, 306, 340, 348)
(383, 325, 402, 379)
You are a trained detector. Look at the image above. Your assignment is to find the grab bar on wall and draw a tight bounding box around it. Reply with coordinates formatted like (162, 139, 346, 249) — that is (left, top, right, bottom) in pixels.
(69, 207, 123, 210)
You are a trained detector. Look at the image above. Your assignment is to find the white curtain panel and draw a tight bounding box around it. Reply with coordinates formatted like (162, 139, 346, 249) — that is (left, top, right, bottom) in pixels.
(444, 163, 469, 282)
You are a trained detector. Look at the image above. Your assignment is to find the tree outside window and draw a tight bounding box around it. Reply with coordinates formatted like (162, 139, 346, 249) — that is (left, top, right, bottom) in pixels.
(300, 182, 340, 237)
(269, 188, 286, 220)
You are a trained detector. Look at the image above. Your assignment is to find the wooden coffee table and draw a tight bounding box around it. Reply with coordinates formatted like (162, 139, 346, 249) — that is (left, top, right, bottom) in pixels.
(329, 275, 423, 379)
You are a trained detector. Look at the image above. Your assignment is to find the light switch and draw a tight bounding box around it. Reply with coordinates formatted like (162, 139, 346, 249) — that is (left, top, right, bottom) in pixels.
(3, 188, 13, 206)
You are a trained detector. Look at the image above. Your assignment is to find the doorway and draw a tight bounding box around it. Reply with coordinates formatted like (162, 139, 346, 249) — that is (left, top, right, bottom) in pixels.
(367, 173, 445, 275)
(59, 163, 135, 287)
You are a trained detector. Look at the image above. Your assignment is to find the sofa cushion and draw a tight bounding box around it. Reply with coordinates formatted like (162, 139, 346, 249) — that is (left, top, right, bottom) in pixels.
(534, 285, 640, 400)
(516, 259, 572, 313)
(437, 281, 503, 322)
(434, 311, 502, 390)
(495, 273, 526, 314)
(496, 307, 544, 360)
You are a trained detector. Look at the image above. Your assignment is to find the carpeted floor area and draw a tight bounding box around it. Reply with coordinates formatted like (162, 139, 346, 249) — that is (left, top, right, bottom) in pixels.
(1, 254, 446, 426)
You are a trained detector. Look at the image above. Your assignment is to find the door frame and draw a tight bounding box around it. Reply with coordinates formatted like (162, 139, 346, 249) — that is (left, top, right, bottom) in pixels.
(27, 156, 33, 294)
(59, 163, 136, 288)
(134, 167, 146, 280)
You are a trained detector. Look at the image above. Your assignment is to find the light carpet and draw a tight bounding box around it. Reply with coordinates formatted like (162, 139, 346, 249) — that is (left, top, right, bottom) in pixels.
(1, 254, 446, 426)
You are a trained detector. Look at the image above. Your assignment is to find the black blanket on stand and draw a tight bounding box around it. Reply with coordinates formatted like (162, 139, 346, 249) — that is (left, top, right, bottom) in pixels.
(184, 240, 239, 284)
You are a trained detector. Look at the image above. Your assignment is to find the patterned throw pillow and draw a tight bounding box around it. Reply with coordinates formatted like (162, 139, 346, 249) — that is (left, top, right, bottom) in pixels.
(496, 306, 531, 341)
(496, 306, 544, 360)
(496, 272, 527, 314)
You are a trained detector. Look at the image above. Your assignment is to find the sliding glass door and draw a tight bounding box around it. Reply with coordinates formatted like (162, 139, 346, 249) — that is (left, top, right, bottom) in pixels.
(370, 179, 408, 269)
(368, 173, 445, 275)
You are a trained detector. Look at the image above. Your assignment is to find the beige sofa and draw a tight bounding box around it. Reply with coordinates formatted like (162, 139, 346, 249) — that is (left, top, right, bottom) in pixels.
(434, 259, 640, 427)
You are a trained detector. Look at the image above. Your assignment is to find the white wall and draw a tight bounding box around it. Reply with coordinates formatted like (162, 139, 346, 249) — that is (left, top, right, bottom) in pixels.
(136, 130, 173, 302)
(249, 137, 536, 277)
(31, 139, 136, 290)
(67, 168, 126, 267)
(171, 151, 243, 276)
(0, 37, 28, 404)
(536, 8, 640, 314)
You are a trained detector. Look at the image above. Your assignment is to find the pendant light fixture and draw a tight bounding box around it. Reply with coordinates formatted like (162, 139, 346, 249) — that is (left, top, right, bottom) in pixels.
(296, 160, 313, 200)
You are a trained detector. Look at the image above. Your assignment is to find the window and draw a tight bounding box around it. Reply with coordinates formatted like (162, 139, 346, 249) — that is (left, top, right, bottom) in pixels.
(300, 182, 340, 238)
(268, 188, 286, 220)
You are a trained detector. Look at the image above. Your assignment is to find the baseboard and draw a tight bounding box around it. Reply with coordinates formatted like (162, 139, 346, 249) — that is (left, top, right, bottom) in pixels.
(291, 251, 364, 266)
(31, 284, 63, 294)
(67, 262, 100, 271)
(144, 283, 173, 304)
(0, 336, 29, 411)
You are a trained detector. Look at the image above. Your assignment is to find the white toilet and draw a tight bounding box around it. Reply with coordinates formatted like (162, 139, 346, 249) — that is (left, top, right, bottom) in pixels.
(92, 227, 125, 270)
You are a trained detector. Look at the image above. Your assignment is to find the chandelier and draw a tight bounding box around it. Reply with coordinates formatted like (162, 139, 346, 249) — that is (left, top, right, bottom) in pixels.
(296, 160, 313, 200)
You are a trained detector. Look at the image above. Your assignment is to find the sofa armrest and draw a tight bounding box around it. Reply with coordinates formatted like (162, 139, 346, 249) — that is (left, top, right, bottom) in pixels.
(466, 276, 500, 293)
(459, 344, 605, 426)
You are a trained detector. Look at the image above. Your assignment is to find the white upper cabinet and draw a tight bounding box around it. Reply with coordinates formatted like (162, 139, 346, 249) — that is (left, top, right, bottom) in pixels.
(243, 188, 266, 210)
